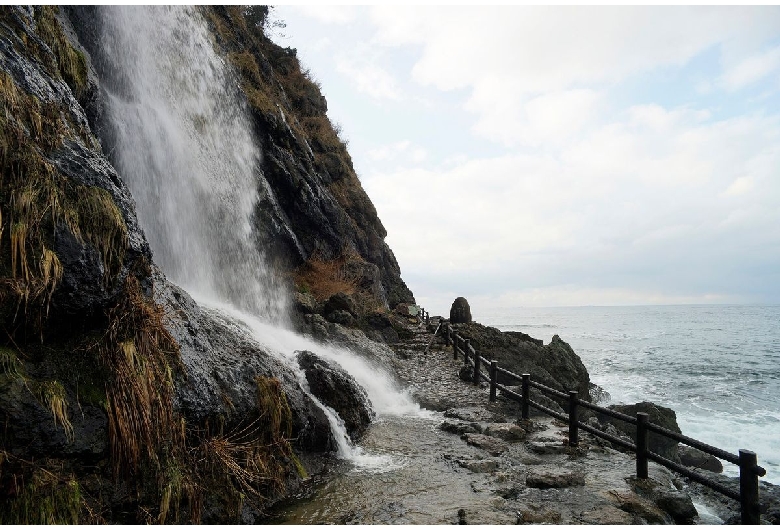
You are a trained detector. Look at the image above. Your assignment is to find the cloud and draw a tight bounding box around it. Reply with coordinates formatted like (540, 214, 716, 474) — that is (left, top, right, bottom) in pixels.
(279, 5, 780, 308)
(366, 140, 426, 164)
(720, 46, 780, 91)
(721, 176, 754, 197)
(290, 6, 358, 25)
(368, 6, 780, 148)
(335, 57, 402, 100)
(364, 105, 780, 309)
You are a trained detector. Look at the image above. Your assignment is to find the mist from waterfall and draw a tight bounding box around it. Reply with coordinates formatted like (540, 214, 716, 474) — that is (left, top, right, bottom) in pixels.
(97, 6, 425, 467)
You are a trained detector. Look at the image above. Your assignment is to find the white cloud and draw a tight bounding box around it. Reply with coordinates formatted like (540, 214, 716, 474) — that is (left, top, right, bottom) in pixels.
(364, 105, 780, 306)
(366, 140, 427, 164)
(720, 46, 780, 91)
(290, 6, 358, 25)
(335, 56, 402, 101)
(721, 176, 754, 197)
(368, 6, 780, 150)
(469, 88, 604, 148)
(279, 5, 780, 306)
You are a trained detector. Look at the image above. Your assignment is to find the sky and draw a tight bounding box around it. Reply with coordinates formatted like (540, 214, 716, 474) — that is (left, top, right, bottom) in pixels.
(270, 6, 780, 316)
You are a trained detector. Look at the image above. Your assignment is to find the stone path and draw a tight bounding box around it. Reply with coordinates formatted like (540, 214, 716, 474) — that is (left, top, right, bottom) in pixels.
(383, 317, 724, 524)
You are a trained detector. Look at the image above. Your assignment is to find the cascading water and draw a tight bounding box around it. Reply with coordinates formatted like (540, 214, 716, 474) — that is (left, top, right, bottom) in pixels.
(98, 5, 286, 322)
(97, 6, 424, 468)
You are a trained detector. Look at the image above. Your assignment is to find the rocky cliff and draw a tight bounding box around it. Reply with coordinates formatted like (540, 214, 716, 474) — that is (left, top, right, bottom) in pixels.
(0, 5, 413, 523)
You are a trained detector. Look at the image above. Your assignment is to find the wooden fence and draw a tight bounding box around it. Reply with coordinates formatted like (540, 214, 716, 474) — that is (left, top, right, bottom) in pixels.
(431, 319, 766, 525)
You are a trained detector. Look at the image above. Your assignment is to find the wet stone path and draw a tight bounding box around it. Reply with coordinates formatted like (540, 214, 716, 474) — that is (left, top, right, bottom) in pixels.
(269, 318, 722, 524)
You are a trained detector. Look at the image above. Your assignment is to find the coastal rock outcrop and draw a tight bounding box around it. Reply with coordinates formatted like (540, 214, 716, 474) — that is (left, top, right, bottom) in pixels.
(450, 297, 472, 323)
(451, 322, 591, 401)
(600, 401, 683, 462)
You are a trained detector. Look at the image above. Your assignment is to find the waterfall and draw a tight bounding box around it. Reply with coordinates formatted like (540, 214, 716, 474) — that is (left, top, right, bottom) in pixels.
(99, 6, 286, 322)
(96, 6, 423, 467)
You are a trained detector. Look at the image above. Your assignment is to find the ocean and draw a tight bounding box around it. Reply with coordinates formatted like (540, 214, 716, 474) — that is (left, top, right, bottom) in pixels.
(479, 304, 780, 485)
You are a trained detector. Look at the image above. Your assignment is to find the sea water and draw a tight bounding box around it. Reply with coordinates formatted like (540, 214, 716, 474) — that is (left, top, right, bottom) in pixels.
(480, 304, 780, 484)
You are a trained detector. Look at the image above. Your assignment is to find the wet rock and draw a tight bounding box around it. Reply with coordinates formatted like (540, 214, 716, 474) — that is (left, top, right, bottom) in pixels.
(600, 401, 682, 461)
(294, 291, 316, 314)
(483, 423, 526, 442)
(462, 433, 509, 456)
(303, 313, 330, 338)
(158, 280, 336, 453)
(606, 489, 670, 524)
(517, 507, 561, 524)
(0, 373, 107, 459)
(363, 311, 399, 343)
(296, 350, 375, 441)
(655, 490, 697, 523)
(325, 309, 355, 327)
(457, 458, 499, 473)
(323, 292, 356, 317)
(444, 407, 505, 424)
(581, 505, 634, 524)
(440, 421, 482, 435)
(679, 445, 723, 473)
(528, 441, 568, 455)
(458, 364, 474, 382)
(525, 469, 585, 489)
(450, 297, 472, 323)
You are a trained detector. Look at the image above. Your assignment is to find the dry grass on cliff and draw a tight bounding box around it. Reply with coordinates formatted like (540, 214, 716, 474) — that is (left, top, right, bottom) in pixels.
(0, 68, 126, 329)
(293, 251, 359, 302)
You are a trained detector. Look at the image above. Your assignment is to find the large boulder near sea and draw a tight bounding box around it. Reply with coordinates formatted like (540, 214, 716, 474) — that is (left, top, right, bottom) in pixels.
(450, 297, 472, 324)
(452, 322, 591, 401)
(297, 350, 375, 440)
(598, 401, 682, 462)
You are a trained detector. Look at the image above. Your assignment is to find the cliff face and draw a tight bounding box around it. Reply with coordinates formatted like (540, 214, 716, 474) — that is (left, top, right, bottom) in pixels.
(0, 6, 412, 523)
(203, 6, 414, 311)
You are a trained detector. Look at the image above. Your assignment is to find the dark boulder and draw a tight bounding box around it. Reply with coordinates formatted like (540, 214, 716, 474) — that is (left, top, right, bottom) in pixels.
(656, 491, 698, 524)
(293, 291, 317, 314)
(325, 309, 355, 327)
(600, 401, 682, 462)
(296, 350, 375, 441)
(679, 445, 723, 473)
(323, 292, 357, 317)
(363, 311, 399, 343)
(454, 322, 591, 401)
(450, 297, 472, 324)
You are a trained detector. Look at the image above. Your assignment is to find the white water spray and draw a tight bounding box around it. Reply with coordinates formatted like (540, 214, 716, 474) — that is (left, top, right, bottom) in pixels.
(98, 6, 424, 468)
(99, 6, 286, 322)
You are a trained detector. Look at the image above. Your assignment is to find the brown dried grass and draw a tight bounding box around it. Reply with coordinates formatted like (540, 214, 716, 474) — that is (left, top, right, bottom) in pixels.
(293, 250, 359, 302)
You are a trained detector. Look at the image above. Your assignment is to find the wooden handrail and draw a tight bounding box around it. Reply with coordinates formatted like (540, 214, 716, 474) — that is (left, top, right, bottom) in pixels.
(434, 321, 765, 524)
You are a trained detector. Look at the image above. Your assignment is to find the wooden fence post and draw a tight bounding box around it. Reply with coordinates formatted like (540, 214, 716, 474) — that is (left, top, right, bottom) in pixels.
(739, 449, 760, 524)
(472, 347, 481, 385)
(445, 324, 451, 347)
(636, 412, 649, 479)
(463, 339, 470, 365)
(568, 390, 579, 447)
(521, 374, 530, 420)
(453, 333, 458, 360)
(489, 361, 497, 402)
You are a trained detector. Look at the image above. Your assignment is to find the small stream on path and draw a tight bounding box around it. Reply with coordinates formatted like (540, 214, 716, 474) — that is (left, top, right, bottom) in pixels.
(268, 413, 519, 525)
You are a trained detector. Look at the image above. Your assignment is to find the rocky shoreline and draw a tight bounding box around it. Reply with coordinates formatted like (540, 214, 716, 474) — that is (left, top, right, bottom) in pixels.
(273, 309, 779, 524)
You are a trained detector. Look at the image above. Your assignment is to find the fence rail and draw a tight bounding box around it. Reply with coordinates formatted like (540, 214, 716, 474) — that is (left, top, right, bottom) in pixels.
(435, 320, 766, 524)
